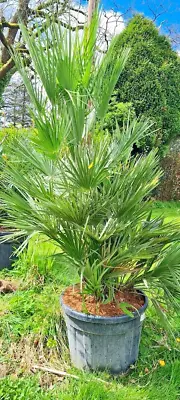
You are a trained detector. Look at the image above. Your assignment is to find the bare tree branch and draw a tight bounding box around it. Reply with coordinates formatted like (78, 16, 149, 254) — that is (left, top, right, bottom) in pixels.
(1, 0, 31, 64)
(0, 21, 19, 29)
(146, 0, 170, 23)
(0, 30, 10, 49)
(0, 58, 14, 79)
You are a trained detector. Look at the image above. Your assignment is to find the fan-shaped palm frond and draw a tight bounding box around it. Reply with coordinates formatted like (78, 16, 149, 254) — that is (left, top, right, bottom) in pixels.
(0, 13, 180, 325)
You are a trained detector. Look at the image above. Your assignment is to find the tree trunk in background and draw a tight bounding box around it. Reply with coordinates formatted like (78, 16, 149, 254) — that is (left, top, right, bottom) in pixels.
(156, 139, 180, 201)
(87, 0, 97, 25)
(1, 0, 30, 66)
(0, 0, 30, 106)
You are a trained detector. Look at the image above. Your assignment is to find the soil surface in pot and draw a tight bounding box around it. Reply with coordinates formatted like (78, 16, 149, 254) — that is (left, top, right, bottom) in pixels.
(63, 285, 144, 317)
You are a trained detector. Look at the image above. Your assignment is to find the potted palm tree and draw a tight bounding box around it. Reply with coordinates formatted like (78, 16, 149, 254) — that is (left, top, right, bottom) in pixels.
(0, 16, 180, 373)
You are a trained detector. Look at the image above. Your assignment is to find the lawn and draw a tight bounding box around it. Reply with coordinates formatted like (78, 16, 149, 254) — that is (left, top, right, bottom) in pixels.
(0, 203, 180, 400)
(152, 201, 180, 224)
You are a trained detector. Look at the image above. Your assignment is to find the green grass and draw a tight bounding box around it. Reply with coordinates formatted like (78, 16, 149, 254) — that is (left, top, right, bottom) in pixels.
(0, 203, 180, 399)
(1, 372, 179, 400)
(152, 201, 180, 223)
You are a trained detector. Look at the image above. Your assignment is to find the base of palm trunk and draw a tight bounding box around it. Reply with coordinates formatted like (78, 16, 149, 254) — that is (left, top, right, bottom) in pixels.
(60, 290, 148, 374)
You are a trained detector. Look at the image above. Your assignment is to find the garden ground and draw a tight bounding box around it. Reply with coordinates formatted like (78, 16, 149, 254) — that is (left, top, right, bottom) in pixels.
(0, 202, 180, 400)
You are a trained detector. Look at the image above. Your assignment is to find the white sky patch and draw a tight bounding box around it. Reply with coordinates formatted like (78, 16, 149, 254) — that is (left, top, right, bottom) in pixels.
(99, 10, 125, 43)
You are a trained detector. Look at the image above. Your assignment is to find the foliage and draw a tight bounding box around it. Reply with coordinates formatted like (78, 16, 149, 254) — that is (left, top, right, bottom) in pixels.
(0, 128, 31, 214)
(0, 15, 180, 326)
(152, 202, 180, 225)
(114, 15, 180, 152)
(0, 128, 31, 175)
(12, 236, 78, 288)
(0, 127, 33, 183)
(0, 226, 180, 399)
(95, 93, 135, 135)
(0, 376, 54, 400)
(0, 286, 60, 339)
(0, 127, 31, 145)
(153, 201, 180, 210)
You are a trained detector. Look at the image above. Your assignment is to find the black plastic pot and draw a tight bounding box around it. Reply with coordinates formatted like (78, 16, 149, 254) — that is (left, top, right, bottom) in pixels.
(60, 290, 148, 374)
(0, 231, 24, 270)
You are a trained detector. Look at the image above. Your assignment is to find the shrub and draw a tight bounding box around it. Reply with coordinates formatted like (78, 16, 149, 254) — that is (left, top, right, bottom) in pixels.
(95, 93, 135, 135)
(114, 15, 180, 152)
(0, 127, 31, 146)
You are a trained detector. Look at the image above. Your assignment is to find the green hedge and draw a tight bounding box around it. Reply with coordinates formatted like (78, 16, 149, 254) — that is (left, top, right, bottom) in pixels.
(114, 15, 180, 152)
(95, 97, 135, 137)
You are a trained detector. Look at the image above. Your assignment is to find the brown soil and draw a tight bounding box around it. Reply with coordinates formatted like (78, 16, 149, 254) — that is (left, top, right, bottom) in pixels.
(63, 285, 144, 317)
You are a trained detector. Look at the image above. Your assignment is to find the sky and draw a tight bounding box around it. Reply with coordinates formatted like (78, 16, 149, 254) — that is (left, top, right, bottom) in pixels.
(81, 0, 180, 48)
(101, 0, 180, 26)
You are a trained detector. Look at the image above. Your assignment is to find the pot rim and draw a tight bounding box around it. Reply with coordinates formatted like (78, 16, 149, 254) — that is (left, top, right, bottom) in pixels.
(60, 288, 148, 324)
(0, 231, 16, 235)
(0, 232, 25, 244)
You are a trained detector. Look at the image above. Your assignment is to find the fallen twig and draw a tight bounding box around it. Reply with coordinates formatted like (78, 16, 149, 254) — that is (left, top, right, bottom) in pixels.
(32, 365, 79, 380)
(32, 364, 111, 385)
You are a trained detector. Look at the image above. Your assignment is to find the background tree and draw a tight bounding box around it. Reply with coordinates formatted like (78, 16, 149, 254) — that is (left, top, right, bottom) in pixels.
(0, 0, 31, 101)
(0, 0, 88, 104)
(2, 75, 31, 126)
(0, 0, 125, 124)
(114, 15, 180, 152)
(95, 93, 135, 136)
